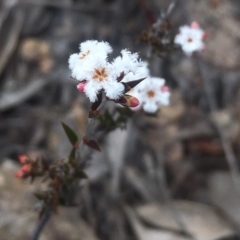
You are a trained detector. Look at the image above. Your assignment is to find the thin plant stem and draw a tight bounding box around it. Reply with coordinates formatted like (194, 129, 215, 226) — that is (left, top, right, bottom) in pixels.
(149, 148, 195, 240)
(30, 210, 51, 240)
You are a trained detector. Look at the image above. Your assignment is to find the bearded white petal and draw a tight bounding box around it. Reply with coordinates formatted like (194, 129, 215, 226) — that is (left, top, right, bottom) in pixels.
(151, 77, 165, 87)
(136, 61, 150, 77)
(174, 34, 181, 45)
(84, 81, 102, 102)
(80, 40, 112, 59)
(68, 53, 79, 70)
(104, 81, 124, 100)
(72, 63, 87, 79)
(143, 102, 158, 113)
(112, 49, 141, 77)
(157, 92, 170, 105)
(111, 56, 125, 76)
(80, 40, 98, 52)
(96, 41, 113, 54)
(121, 49, 139, 73)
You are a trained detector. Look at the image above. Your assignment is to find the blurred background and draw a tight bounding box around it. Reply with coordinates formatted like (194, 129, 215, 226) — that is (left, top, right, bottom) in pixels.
(1, 0, 240, 239)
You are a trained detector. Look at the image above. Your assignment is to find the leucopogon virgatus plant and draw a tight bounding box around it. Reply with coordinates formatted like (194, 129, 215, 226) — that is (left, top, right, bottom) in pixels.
(15, 40, 172, 224)
(15, 17, 206, 237)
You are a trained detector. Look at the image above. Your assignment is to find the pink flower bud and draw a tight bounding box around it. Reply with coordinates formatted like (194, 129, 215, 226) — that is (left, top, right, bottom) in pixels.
(76, 81, 86, 92)
(191, 21, 199, 29)
(128, 96, 140, 107)
(161, 86, 169, 92)
(21, 164, 31, 173)
(116, 95, 140, 108)
(202, 32, 207, 40)
(18, 155, 28, 164)
(15, 170, 24, 178)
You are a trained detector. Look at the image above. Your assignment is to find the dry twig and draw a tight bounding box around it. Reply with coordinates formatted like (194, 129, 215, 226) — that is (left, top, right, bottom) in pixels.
(197, 57, 240, 199)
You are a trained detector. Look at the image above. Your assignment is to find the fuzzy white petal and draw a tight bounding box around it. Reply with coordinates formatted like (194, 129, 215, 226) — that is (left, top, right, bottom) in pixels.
(68, 53, 79, 71)
(84, 81, 102, 102)
(143, 102, 158, 113)
(103, 81, 124, 100)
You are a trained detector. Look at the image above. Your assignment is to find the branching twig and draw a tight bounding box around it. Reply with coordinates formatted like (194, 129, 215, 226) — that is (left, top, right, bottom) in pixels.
(0, 79, 48, 111)
(0, 7, 24, 77)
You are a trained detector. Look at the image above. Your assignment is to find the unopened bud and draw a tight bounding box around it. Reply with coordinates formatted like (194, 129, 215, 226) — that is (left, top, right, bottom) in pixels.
(202, 32, 207, 40)
(161, 86, 169, 92)
(128, 96, 139, 107)
(76, 81, 86, 92)
(18, 155, 28, 164)
(116, 95, 140, 108)
(15, 170, 24, 178)
(21, 164, 31, 173)
(191, 21, 199, 29)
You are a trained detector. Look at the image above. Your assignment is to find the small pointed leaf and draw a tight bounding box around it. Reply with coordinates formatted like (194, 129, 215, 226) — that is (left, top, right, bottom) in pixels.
(82, 137, 101, 152)
(61, 122, 78, 146)
(34, 192, 45, 200)
(75, 170, 88, 179)
(126, 77, 146, 89)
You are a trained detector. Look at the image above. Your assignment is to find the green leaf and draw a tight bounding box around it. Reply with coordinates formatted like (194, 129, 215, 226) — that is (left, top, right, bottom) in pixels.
(61, 122, 78, 146)
(34, 192, 45, 200)
(69, 148, 76, 162)
(126, 78, 145, 89)
(82, 136, 101, 152)
(75, 170, 88, 179)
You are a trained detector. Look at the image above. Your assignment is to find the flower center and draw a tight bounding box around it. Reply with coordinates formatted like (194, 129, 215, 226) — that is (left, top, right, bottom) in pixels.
(92, 68, 108, 82)
(79, 50, 90, 59)
(187, 37, 193, 43)
(147, 90, 155, 98)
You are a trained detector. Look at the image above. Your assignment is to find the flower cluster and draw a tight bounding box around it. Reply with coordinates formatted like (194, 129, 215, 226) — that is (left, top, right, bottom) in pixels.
(15, 154, 48, 180)
(69, 40, 146, 105)
(15, 155, 32, 178)
(129, 76, 170, 113)
(174, 21, 206, 56)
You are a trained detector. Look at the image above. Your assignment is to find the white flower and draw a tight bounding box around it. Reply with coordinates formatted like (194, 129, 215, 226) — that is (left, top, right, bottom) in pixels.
(103, 80, 124, 100)
(82, 64, 124, 102)
(121, 61, 149, 83)
(69, 40, 112, 82)
(174, 21, 205, 56)
(69, 40, 149, 103)
(111, 49, 141, 77)
(129, 77, 170, 113)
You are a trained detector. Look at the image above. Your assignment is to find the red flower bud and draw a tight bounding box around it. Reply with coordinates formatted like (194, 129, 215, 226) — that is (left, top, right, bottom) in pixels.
(15, 170, 24, 178)
(76, 81, 86, 92)
(128, 96, 140, 107)
(18, 155, 28, 164)
(116, 95, 140, 108)
(202, 32, 207, 40)
(161, 86, 169, 92)
(191, 21, 199, 29)
(21, 164, 31, 173)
